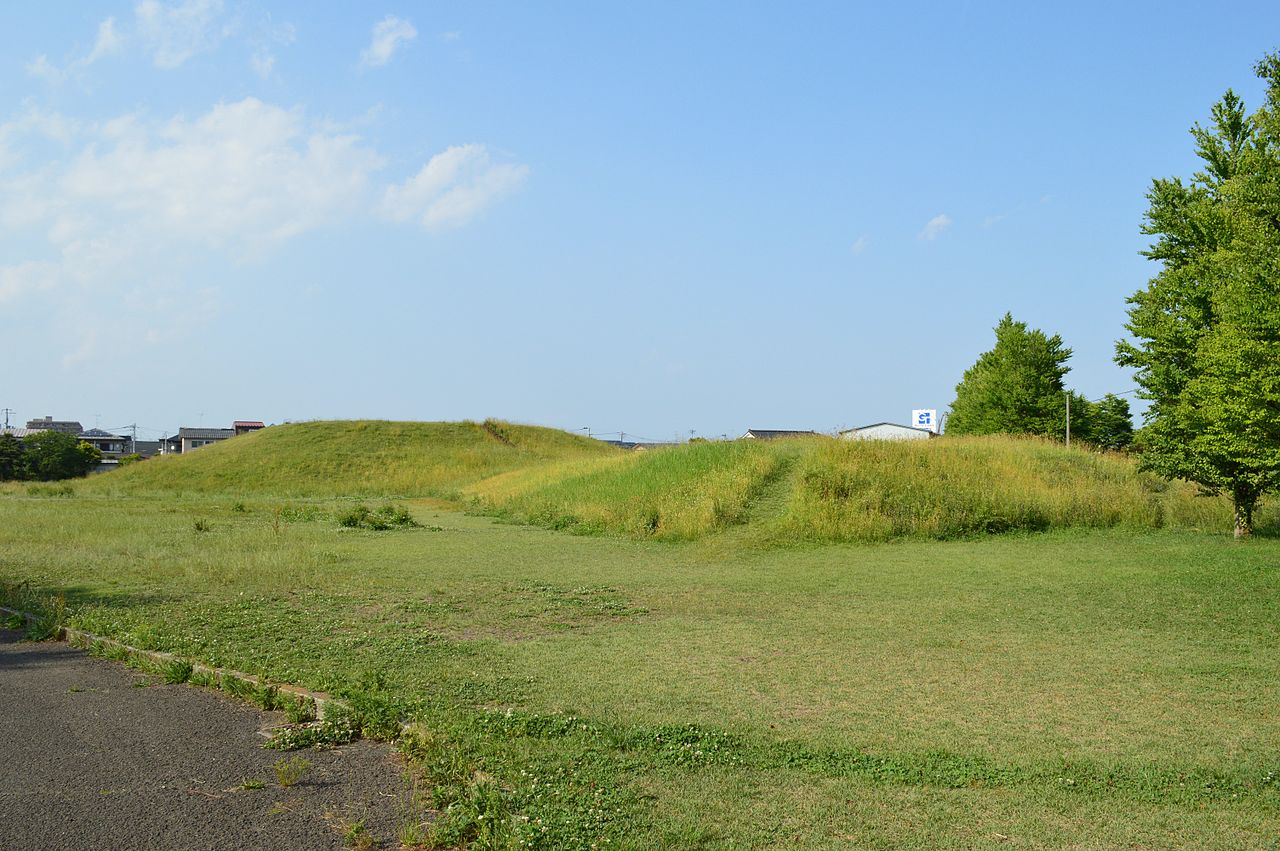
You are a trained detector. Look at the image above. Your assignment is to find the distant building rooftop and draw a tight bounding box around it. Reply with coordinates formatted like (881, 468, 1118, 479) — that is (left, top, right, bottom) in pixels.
(25, 416, 83, 434)
(739, 429, 818, 440)
(177, 427, 235, 440)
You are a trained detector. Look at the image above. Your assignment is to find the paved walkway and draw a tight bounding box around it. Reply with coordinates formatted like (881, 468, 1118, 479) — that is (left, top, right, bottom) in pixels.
(0, 629, 415, 850)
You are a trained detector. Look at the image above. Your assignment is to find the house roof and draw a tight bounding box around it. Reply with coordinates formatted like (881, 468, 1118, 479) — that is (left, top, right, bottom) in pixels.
(233, 421, 265, 428)
(177, 427, 235, 440)
(1, 428, 45, 438)
(839, 422, 937, 436)
(80, 428, 125, 439)
(740, 429, 818, 439)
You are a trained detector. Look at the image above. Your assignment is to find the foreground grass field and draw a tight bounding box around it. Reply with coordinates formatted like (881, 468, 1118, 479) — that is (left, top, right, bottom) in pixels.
(2, 478, 1278, 847)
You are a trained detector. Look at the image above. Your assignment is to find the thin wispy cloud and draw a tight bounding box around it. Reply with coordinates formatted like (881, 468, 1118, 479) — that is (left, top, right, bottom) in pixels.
(361, 15, 417, 67)
(850, 235, 869, 255)
(382, 144, 529, 230)
(25, 17, 123, 83)
(250, 50, 275, 78)
(135, 0, 229, 69)
(917, 213, 953, 241)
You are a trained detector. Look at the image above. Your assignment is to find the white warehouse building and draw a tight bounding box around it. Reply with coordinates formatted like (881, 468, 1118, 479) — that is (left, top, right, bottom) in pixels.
(839, 422, 939, 442)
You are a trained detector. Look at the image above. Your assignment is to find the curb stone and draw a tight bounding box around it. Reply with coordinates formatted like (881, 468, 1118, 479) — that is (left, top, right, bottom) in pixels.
(0, 604, 349, 721)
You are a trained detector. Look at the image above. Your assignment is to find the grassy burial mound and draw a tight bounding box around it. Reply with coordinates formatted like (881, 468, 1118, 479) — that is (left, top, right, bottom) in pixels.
(467, 438, 800, 540)
(472, 434, 1239, 543)
(84, 419, 619, 498)
(82, 419, 1243, 541)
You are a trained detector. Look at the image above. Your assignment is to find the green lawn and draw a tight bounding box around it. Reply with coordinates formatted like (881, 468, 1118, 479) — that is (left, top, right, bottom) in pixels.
(2, 491, 1277, 848)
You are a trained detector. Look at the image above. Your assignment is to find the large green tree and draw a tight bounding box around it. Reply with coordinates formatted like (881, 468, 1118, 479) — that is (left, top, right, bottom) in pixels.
(947, 313, 1073, 438)
(0, 433, 23, 480)
(1116, 55, 1280, 538)
(21, 431, 101, 481)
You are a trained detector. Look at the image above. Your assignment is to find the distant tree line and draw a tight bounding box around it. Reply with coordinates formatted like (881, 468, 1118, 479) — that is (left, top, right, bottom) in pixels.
(0, 431, 102, 481)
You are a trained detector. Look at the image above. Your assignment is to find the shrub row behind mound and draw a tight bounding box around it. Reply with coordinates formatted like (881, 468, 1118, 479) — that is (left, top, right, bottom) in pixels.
(773, 435, 1234, 543)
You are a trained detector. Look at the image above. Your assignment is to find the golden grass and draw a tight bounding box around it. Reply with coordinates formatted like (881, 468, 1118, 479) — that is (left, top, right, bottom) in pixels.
(774, 435, 1235, 543)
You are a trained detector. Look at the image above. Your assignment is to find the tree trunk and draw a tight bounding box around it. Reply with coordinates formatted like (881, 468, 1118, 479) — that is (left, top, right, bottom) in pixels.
(1233, 492, 1255, 539)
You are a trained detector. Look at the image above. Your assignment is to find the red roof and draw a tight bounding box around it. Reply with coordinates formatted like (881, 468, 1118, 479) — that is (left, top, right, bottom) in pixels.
(233, 421, 265, 428)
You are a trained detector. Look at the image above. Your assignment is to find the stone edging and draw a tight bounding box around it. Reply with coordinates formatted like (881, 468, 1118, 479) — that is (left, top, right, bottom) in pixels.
(0, 604, 347, 721)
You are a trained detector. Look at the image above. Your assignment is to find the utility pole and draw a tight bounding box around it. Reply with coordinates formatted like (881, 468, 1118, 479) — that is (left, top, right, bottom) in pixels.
(1, 408, 13, 429)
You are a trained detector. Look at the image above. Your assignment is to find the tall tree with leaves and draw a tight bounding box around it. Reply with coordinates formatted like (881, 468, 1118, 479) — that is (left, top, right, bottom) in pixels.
(0, 433, 23, 481)
(947, 313, 1072, 438)
(1116, 55, 1280, 538)
(21, 431, 100, 481)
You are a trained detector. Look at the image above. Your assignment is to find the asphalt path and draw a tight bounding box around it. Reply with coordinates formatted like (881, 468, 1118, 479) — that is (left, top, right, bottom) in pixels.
(0, 629, 415, 850)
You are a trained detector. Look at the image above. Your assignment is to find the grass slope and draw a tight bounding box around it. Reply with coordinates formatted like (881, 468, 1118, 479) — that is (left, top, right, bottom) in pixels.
(84, 419, 618, 498)
(471, 434, 1246, 543)
(85, 422, 1250, 542)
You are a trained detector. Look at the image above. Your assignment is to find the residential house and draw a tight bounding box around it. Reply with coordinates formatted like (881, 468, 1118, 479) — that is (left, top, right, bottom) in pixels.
(77, 428, 131, 458)
(739, 429, 818, 440)
(234, 421, 265, 435)
(839, 422, 938, 442)
(176, 427, 235, 452)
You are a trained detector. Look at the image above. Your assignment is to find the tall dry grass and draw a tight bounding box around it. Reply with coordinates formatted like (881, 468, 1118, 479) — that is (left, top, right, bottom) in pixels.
(772, 435, 1234, 543)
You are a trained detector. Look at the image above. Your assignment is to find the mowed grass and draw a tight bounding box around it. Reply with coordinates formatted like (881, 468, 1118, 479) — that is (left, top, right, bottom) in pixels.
(1, 489, 1277, 848)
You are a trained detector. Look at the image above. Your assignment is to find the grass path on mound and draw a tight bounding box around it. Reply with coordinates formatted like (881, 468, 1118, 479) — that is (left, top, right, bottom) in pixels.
(1, 493, 1277, 847)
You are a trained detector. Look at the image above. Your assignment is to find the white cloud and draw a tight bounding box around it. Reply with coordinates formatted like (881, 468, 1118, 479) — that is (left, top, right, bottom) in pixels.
(382, 144, 529, 230)
(850, 235, 869, 255)
(917, 213, 952, 241)
(59, 98, 384, 246)
(0, 99, 527, 362)
(135, 0, 228, 69)
(361, 15, 417, 67)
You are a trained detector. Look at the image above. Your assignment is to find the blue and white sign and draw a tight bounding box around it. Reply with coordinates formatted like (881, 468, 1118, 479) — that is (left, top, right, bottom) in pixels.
(912, 409, 938, 432)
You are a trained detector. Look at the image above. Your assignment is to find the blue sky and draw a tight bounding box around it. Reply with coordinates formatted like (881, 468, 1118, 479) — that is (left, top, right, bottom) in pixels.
(3, 2, 1278, 441)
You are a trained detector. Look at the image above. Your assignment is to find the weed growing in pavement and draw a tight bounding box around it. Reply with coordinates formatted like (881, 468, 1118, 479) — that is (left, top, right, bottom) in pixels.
(220, 674, 256, 702)
(240, 778, 266, 790)
(284, 695, 317, 724)
(266, 717, 359, 751)
(273, 755, 310, 788)
(162, 659, 194, 684)
(253, 683, 283, 711)
(341, 818, 374, 850)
